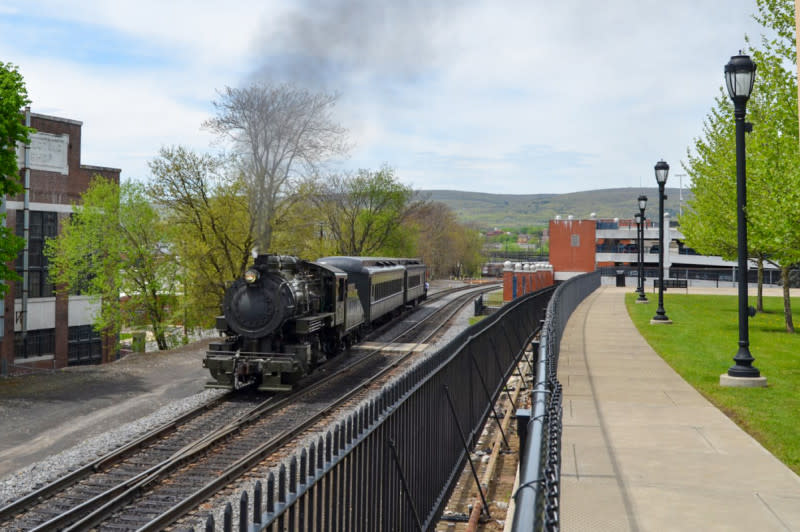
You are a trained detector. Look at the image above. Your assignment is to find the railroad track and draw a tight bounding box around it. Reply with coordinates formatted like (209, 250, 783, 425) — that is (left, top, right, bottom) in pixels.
(0, 283, 497, 531)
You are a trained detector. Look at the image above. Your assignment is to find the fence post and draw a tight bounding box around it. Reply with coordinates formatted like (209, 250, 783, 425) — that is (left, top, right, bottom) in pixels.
(289, 457, 297, 527)
(253, 481, 262, 525)
(443, 384, 491, 520)
(387, 438, 423, 530)
(469, 352, 510, 448)
(238, 491, 248, 532)
(488, 337, 517, 409)
(223, 502, 232, 532)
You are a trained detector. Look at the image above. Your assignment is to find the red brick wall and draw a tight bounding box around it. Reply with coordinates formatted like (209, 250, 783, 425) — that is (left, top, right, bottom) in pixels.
(549, 219, 596, 273)
(1, 113, 120, 372)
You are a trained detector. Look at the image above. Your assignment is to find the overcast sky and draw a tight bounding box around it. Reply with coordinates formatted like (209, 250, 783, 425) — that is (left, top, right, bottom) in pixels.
(1, 0, 768, 194)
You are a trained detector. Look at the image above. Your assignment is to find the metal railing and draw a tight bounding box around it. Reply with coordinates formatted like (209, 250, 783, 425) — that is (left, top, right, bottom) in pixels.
(512, 271, 600, 531)
(195, 286, 556, 531)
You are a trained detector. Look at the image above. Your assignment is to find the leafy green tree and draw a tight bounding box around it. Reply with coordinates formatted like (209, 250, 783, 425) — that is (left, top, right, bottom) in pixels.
(148, 146, 255, 326)
(746, 0, 800, 331)
(680, 94, 738, 259)
(312, 166, 417, 256)
(682, 0, 800, 332)
(46, 177, 180, 350)
(0, 63, 34, 296)
(118, 182, 181, 349)
(45, 180, 175, 349)
(46, 177, 122, 351)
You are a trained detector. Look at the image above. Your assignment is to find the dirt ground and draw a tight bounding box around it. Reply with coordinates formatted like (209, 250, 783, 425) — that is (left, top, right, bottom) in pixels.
(0, 339, 213, 478)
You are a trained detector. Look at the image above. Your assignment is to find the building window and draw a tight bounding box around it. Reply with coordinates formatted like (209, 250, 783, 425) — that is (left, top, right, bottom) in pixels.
(571, 234, 580, 247)
(68, 325, 102, 366)
(16, 211, 58, 298)
(14, 328, 55, 359)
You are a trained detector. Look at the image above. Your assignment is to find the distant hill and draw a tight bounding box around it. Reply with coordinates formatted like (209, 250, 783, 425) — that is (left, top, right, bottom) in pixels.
(415, 188, 691, 229)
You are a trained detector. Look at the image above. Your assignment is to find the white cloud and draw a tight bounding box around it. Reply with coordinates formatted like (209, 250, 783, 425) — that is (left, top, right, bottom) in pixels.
(3, 0, 768, 193)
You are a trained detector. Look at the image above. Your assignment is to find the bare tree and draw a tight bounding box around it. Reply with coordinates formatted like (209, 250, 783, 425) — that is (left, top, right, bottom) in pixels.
(203, 83, 348, 252)
(407, 202, 484, 279)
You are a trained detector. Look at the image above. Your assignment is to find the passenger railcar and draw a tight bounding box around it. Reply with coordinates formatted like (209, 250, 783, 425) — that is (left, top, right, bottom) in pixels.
(204, 254, 427, 392)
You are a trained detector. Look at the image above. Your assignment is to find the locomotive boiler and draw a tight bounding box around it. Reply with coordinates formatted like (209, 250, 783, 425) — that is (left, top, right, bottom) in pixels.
(204, 254, 427, 392)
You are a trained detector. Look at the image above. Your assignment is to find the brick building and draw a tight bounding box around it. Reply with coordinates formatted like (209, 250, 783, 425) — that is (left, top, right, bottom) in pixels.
(1, 111, 120, 374)
(548, 217, 597, 279)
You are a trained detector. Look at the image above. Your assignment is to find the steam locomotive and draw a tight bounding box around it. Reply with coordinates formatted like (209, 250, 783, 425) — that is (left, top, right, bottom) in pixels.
(203, 254, 427, 392)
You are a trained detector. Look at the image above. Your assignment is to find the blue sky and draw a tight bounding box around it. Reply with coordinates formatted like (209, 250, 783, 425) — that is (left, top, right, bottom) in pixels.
(1, 0, 768, 194)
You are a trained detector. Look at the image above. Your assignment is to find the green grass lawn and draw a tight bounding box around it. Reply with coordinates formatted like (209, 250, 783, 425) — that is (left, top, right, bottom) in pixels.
(484, 289, 504, 307)
(625, 292, 800, 475)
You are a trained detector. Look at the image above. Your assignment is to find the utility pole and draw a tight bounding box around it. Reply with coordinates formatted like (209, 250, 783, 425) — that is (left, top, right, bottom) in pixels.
(676, 173, 687, 218)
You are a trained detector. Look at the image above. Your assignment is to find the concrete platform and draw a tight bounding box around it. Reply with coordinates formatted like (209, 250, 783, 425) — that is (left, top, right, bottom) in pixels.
(559, 286, 800, 531)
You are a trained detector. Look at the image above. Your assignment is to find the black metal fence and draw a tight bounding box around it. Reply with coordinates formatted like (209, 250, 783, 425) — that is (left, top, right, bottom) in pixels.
(512, 271, 600, 531)
(197, 286, 556, 531)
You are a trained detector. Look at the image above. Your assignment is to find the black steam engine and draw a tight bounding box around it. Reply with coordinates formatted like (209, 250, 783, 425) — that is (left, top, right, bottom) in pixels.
(204, 254, 427, 391)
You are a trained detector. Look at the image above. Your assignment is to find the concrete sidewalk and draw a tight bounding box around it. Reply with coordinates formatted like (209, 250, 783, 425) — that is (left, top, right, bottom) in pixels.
(559, 286, 800, 531)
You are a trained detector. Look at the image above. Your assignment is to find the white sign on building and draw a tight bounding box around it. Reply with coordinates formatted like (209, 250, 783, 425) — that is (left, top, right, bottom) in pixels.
(16, 132, 69, 175)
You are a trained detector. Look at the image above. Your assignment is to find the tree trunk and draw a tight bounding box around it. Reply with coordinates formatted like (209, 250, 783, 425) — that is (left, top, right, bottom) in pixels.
(154, 327, 169, 351)
(757, 257, 764, 312)
(151, 317, 169, 350)
(782, 265, 794, 333)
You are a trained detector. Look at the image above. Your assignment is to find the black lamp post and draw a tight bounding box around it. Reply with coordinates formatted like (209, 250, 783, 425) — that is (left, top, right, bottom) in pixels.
(651, 160, 670, 323)
(634, 213, 643, 294)
(636, 195, 648, 303)
(725, 52, 760, 378)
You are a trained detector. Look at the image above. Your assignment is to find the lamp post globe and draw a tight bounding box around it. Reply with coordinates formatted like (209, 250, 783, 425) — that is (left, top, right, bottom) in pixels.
(651, 161, 671, 323)
(725, 52, 761, 379)
(725, 53, 756, 105)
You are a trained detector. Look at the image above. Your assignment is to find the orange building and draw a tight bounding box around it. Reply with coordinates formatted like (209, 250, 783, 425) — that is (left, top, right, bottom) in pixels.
(548, 218, 597, 279)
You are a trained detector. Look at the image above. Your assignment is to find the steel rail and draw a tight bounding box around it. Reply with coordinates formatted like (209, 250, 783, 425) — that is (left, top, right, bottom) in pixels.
(139, 285, 495, 531)
(65, 285, 495, 531)
(0, 392, 231, 522)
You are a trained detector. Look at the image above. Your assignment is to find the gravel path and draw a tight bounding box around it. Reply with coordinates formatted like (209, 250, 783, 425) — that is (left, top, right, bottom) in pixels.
(0, 337, 223, 506)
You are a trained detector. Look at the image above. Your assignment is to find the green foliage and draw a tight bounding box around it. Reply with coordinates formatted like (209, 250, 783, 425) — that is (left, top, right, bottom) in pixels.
(118, 182, 180, 350)
(46, 177, 124, 342)
(148, 146, 255, 327)
(45, 178, 179, 350)
(312, 166, 415, 256)
(626, 292, 800, 475)
(680, 93, 738, 259)
(0, 62, 31, 195)
(0, 63, 33, 296)
(682, 0, 800, 331)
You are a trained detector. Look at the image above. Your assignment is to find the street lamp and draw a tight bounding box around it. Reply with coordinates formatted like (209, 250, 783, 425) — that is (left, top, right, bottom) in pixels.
(651, 160, 671, 324)
(724, 52, 763, 382)
(636, 195, 648, 303)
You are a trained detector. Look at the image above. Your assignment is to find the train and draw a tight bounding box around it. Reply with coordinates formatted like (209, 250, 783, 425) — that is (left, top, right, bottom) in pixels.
(203, 254, 428, 392)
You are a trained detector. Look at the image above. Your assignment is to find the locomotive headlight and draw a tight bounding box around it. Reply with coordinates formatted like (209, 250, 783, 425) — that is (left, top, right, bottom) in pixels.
(243, 269, 259, 284)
